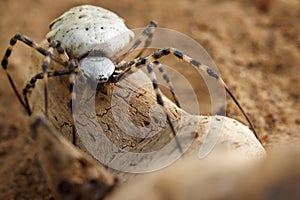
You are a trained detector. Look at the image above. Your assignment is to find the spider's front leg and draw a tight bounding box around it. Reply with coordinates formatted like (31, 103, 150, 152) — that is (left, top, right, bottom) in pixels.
(38, 40, 71, 117)
(149, 48, 259, 140)
(1, 33, 66, 115)
(22, 69, 72, 116)
(25, 56, 80, 145)
(116, 48, 259, 141)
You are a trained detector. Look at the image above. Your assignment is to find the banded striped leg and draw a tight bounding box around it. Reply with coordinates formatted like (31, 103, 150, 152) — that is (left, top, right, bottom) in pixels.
(22, 69, 72, 115)
(116, 21, 157, 65)
(68, 59, 79, 144)
(133, 21, 157, 58)
(54, 40, 70, 64)
(153, 60, 181, 107)
(28, 58, 80, 144)
(146, 61, 183, 154)
(116, 48, 259, 140)
(1, 33, 65, 115)
(34, 40, 70, 117)
(41, 42, 55, 117)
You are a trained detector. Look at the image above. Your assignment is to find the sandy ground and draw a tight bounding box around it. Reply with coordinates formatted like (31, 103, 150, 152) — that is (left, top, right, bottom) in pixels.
(0, 0, 299, 199)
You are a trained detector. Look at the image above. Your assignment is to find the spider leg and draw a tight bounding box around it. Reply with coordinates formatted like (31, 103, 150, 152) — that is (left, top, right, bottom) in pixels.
(146, 61, 183, 154)
(22, 69, 72, 115)
(114, 59, 184, 153)
(43, 40, 73, 117)
(133, 21, 157, 58)
(115, 48, 259, 140)
(67, 59, 80, 144)
(53, 40, 70, 64)
(41, 41, 55, 117)
(116, 21, 157, 66)
(28, 58, 79, 144)
(148, 48, 258, 139)
(39, 40, 70, 117)
(153, 60, 181, 108)
(1, 33, 65, 115)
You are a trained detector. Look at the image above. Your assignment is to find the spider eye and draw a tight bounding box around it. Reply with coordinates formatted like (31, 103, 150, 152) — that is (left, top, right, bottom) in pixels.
(97, 74, 108, 82)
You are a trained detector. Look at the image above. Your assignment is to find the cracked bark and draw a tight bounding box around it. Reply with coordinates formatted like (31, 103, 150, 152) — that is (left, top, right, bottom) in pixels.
(28, 41, 265, 180)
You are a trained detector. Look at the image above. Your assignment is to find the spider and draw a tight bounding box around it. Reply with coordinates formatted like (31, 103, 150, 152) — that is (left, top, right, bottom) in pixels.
(1, 5, 259, 153)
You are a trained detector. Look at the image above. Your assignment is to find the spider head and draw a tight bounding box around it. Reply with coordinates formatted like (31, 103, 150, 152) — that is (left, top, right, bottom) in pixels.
(80, 55, 115, 88)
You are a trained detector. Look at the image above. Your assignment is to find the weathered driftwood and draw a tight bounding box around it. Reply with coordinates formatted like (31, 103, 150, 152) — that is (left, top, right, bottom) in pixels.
(31, 115, 300, 200)
(29, 114, 269, 200)
(27, 41, 265, 198)
(28, 42, 264, 158)
(30, 116, 116, 200)
(106, 146, 300, 200)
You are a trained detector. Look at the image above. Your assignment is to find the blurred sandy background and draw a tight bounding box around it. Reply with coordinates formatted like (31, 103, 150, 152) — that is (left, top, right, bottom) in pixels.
(0, 0, 299, 199)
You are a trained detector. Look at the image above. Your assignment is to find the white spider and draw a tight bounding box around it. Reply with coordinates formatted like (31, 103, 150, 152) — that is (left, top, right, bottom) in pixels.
(1, 5, 259, 152)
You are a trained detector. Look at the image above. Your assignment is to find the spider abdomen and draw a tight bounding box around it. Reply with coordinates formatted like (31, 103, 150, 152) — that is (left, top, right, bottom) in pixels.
(46, 5, 134, 59)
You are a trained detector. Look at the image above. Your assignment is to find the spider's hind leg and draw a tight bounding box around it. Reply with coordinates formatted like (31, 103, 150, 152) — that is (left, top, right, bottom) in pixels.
(149, 48, 259, 140)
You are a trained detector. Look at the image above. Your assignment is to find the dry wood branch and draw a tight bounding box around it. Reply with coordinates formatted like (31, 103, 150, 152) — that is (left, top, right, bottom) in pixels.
(27, 41, 265, 196)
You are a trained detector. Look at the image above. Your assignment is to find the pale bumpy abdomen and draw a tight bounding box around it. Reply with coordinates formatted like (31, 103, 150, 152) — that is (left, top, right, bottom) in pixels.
(46, 5, 134, 58)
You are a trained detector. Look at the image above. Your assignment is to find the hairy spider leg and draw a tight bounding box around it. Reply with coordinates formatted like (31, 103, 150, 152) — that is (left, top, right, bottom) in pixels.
(116, 47, 259, 141)
(68, 59, 80, 144)
(41, 42, 55, 117)
(114, 58, 184, 153)
(45, 41, 76, 143)
(22, 69, 72, 115)
(1, 33, 80, 143)
(116, 49, 182, 110)
(133, 21, 157, 59)
(146, 61, 183, 154)
(52, 40, 70, 64)
(1, 33, 65, 115)
(153, 60, 181, 108)
(40, 40, 71, 117)
(24, 57, 79, 144)
(116, 21, 157, 67)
